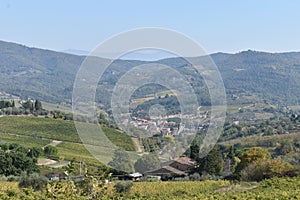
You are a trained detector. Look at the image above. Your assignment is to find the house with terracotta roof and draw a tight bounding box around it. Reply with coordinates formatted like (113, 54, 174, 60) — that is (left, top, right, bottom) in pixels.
(144, 156, 196, 178)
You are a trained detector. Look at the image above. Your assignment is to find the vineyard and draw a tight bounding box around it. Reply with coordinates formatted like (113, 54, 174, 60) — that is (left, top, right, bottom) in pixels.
(0, 116, 136, 167)
(0, 177, 300, 199)
(128, 178, 300, 199)
(0, 116, 135, 151)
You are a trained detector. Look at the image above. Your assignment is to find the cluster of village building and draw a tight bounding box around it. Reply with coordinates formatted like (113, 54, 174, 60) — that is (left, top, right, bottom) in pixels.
(123, 112, 208, 136)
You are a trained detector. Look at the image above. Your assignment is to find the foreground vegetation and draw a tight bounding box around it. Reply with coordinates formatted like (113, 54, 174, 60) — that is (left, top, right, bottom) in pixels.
(0, 177, 299, 199)
(129, 177, 300, 199)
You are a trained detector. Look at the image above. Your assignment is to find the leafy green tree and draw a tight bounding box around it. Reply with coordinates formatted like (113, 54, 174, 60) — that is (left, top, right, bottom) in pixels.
(190, 143, 200, 160)
(275, 140, 294, 155)
(241, 159, 293, 181)
(11, 100, 15, 107)
(0, 100, 12, 109)
(263, 126, 274, 136)
(44, 146, 58, 157)
(0, 144, 39, 176)
(236, 147, 271, 173)
(196, 145, 224, 176)
(114, 181, 133, 194)
(98, 110, 109, 125)
(226, 145, 238, 172)
(34, 100, 42, 110)
(134, 154, 161, 173)
(0, 144, 9, 151)
(22, 100, 34, 111)
(108, 149, 133, 173)
(27, 147, 43, 158)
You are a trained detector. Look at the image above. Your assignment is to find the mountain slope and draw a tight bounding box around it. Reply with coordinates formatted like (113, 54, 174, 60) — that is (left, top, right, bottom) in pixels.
(215, 50, 300, 104)
(0, 40, 84, 102)
(1, 40, 300, 106)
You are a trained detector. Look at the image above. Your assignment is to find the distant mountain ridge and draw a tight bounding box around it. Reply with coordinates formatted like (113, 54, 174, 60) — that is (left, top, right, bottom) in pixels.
(61, 49, 90, 56)
(1, 40, 300, 106)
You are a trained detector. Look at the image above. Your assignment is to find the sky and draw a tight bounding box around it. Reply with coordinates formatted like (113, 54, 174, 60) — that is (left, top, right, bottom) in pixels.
(1, 0, 300, 56)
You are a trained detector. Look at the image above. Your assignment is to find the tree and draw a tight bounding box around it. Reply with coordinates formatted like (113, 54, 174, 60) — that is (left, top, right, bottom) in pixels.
(22, 100, 34, 111)
(108, 149, 133, 173)
(34, 100, 42, 110)
(44, 146, 58, 157)
(11, 100, 15, 107)
(227, 145, 238, 172)
(241, 159, 293, 181)
(263, 126, 274, 136)
(28, 147, 43, 158)
(0, 144, 39, 176)
(196, 145, 224, 176)
(190, 143, 200, 160)
(275, 140, 294, 155)
(236, 147, 271, 173)
(134, 154, 161, 173)
(98, 111, 109, 125)
(0, 100, 12, 109)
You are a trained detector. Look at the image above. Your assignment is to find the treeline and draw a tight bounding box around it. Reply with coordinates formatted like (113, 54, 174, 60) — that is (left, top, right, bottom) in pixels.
(0, 99, 118, 128)
(0, 100, 15, 109)
(0, 143, 59, 177)
(131, 94, 211, 119)
(0, 99, 47, 116)
(220, 114, 300, 142)
(0, 143, 40, 176)
(187, 142, 298, 182)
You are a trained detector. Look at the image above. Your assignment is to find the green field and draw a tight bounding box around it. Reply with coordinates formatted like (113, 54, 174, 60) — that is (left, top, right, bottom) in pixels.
(0, 132, 50, 148)
(42, 102, 72, 113)
(55, 142, 107, 166)
(0, 131, 104, 166)
(0, 116, 135, 151)
(0, 116, 136, 167)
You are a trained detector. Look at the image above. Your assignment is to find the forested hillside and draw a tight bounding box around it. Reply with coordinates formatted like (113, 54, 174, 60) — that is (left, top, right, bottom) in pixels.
(1, 40, 300, 107)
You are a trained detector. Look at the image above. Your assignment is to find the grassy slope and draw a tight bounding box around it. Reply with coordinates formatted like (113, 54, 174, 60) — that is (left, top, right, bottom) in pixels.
(0, 132, 50, 147)
(0, 116, 136, 166)
(0, 116, 135, 151)
(220, 132, 300, 148)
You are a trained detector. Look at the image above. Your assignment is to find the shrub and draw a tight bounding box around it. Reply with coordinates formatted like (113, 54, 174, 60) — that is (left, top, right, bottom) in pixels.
(7, 175, 19, 182)
(44, 146, 57, 156)
(241, 159, 293, 181)
(114, 181, 133, 193)
(19, 173, 48, 191)
(189, 173, 201, 181)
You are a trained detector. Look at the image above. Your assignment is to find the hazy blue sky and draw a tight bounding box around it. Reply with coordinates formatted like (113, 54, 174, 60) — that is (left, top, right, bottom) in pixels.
(1, 0, 299, 54)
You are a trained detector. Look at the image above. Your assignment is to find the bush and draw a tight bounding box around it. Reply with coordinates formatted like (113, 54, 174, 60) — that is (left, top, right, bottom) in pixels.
(134, 154, 161, 173)
(241, 159, 293, 181)
(19, 173, 48, 191)
(173, 177, 190, 182)
(7, 175, 19, 182)
(189, 173, 201, 181)
(44, 146, 58, 157)
(114, 181, 133, 193)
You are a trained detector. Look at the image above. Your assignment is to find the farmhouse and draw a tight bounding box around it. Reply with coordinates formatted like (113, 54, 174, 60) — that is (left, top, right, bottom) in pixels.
(144, 156, 196, 177)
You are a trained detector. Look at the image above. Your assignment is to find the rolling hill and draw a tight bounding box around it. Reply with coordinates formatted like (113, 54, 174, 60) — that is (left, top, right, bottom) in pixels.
(1, 40, 300, 107)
